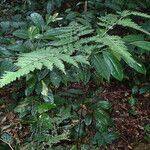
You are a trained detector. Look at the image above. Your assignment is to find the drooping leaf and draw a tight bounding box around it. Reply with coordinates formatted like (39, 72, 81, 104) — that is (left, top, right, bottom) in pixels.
(30, 12, 45, 30)
(50, 71, 62, 87)
(95, 110, 111, 131)
(13, 29, 29, 39)
(96, 100, 112, 111)
(103, 51, 123, 81)
(92, 131, 118, 147)
(91, 53, 111, 81)
(124, 56, 146, 74)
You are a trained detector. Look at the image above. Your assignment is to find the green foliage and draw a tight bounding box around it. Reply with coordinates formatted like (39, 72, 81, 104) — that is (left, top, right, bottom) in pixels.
(0, 48, 88, 87)
(0, 0, 150, 149)
(1, 10, 150, 87)
(128, 96, 138, 115)
(144, 124, 150, 142)
(92, 131, 118, 147)
(14, 97, 70, 149)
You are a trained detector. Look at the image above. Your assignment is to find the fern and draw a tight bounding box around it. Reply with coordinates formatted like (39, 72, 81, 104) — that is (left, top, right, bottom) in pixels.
(47, 24, 97, 55)
(0, 48, 89, 87)
(0, 12, 149, 87)
(97, 35, 131, 58)
(0, 23, 97, 87)
(98, 11, 150, 35)
(50, 24, 94, 47)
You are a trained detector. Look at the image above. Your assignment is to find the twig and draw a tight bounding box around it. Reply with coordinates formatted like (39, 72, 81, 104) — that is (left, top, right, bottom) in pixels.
(84, 1, 88, 12)
(77, 105, 83, 150)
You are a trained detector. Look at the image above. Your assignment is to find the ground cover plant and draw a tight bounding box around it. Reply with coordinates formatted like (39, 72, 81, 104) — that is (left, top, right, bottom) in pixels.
(0, 0, 150, 149)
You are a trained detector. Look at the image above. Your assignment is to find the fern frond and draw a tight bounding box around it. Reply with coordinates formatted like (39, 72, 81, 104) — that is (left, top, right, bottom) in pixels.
(131, 11, 150, 19)
(120, 10, 150, 19)
(98, 11, 150, 36)
(50, 24, 94, 48)
(0, 48, 89, 87)
(118, 18, 150, 35)
(0, 66, 36, 88)
(98, 35, 131, 59)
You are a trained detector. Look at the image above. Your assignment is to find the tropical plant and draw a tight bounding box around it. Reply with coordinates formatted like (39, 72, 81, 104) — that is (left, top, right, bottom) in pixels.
(0, 0, 150, 149)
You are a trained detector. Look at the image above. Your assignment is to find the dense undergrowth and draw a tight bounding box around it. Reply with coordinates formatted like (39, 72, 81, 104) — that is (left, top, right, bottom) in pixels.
(0, 0, 150, 149)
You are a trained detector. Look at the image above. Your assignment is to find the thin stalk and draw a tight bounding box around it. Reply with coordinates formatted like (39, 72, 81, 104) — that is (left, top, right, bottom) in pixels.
(84, 1, 88, 12)
(102, 16, 124, 37)
(77, 104, 84, 150)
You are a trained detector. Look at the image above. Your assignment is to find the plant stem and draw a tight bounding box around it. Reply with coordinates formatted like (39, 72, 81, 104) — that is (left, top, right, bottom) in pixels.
(84, 0, 88, 12)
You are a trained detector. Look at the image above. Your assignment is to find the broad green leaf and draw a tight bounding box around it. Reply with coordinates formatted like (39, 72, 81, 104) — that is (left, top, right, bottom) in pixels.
(75, 122, 85, 137)
(0, 21, 10, 32)
(30, 12, 45, 30)
(124, 56, 146, 74)
(92, 132, 104, 146)
(96, 100, 112, 110)
(103, 132, 118, 145)
(41, 80, 48, 96)
(43, 91, 54, 103)
(47, 1, 54, 14)
(84, 114, 92, 126)
(99, 35, 132, 61)
(25, 82, 35, 96)
(0, 132, 13, 145)
(100, 34, 146, 75)
(38, 102, 56, 114)
(91, 54, 111, 81)
(131, 41, 150, 51)
(41, 81, 54, 102)
(14, 100, 30, 114)
(38, 69, 49, 81)
(50, 72, 62, 87)
(67, 89, 83, 95)
(139, 85, 150, 94)
(78, 66, 91, 85)
(92, 131, 118, 147)
(95, 110, 111, 131)
(25, 75, 37, 96)
(103, 52, 123, 81)
(13, 29, 29, 39)
(28, 26, 40, 39)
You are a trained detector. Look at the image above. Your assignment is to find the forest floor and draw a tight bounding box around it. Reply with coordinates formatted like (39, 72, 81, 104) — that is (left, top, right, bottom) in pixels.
(0, 82, 150, 150)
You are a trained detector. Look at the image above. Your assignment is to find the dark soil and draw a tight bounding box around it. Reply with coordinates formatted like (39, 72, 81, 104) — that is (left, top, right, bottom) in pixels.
(101, 82, 150, 150)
